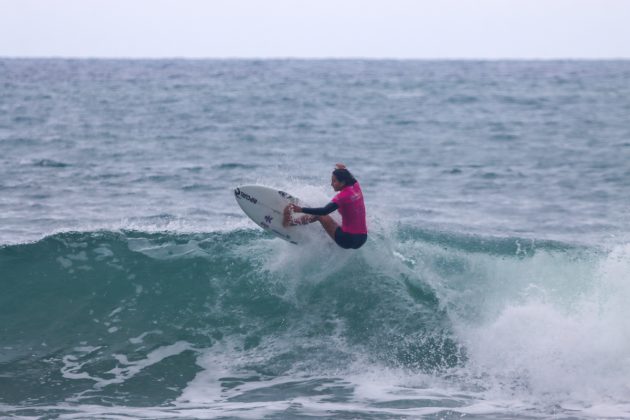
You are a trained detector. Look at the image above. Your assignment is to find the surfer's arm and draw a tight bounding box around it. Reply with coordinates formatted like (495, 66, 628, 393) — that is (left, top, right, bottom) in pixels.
(299, 202, 338, 216)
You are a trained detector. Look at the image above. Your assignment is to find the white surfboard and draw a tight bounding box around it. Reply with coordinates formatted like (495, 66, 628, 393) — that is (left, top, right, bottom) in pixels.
(234, 185, 306, 244)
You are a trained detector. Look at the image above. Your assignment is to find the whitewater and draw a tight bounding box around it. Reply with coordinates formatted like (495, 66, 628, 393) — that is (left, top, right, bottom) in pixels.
(1, 59, 630, 419)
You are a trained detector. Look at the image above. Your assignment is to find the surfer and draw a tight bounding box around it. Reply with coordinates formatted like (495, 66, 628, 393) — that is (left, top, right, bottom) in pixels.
(283, 163, 368, 249)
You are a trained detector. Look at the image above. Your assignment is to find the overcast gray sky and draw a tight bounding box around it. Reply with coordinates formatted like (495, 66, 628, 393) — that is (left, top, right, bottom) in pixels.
(1, 0, 629, 59)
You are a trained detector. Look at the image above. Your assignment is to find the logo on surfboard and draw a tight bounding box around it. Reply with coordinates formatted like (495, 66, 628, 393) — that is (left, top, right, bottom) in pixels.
(234, 188, 258, 204)
(278, 190, 298, 203)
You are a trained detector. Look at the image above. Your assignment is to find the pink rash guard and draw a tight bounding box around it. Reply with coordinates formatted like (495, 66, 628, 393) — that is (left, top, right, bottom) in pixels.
(331, 182, 368, 234)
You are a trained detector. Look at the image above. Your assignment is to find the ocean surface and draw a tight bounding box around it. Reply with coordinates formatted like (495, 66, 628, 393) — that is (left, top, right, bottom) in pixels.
(1, 59, 630, 419)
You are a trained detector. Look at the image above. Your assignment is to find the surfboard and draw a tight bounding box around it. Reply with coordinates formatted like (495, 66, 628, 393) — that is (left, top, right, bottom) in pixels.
(234, 185, 305, 244)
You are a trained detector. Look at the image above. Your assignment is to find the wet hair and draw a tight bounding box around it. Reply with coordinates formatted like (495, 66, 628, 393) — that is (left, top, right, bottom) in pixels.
(332, 168, 357, 186)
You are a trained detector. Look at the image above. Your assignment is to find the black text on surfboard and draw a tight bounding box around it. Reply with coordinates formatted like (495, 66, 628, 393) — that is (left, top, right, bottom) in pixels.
(234, 188, 258, 204)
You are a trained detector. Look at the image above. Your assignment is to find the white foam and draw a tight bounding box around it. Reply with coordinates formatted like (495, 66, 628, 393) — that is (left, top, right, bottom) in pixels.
(128, 330, 163, 345)
(450, 242, 630, 413)
(61, 341, 193, 389)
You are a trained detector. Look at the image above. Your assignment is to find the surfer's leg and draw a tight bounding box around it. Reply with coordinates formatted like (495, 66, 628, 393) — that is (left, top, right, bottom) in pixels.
(317, 215, 339, 240)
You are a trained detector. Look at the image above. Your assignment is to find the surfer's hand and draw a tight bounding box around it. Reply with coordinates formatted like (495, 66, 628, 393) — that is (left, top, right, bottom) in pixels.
(289, 204, 303, 213)
(335, 163, 346, 170)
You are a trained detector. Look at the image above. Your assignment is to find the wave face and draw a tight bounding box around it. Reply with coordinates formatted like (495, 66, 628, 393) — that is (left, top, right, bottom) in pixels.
(2, 228, 629, 418)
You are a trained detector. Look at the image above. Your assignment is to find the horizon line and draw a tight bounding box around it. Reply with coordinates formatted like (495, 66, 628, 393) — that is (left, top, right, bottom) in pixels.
(2, 55, 630, 61)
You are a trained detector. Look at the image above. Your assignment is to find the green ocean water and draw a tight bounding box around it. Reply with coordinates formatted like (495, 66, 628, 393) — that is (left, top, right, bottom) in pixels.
(1, 59, 630, 418)
(4, 228, 626, 419)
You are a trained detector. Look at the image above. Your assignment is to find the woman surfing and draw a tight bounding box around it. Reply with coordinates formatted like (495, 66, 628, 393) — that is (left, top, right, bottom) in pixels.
(283, 164, 368, 249)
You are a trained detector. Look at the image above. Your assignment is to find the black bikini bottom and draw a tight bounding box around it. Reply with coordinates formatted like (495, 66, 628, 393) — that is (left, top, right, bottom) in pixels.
(334, 228, 367, 249)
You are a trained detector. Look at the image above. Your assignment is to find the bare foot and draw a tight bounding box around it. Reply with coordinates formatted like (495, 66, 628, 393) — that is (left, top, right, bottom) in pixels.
(282, 205, 293, 227)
